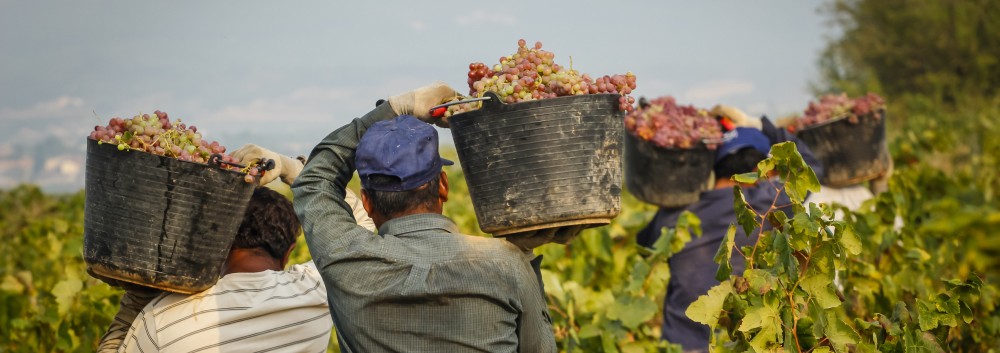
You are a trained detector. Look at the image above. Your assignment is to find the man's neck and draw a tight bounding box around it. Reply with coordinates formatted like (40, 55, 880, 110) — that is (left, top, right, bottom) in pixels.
(222, 248, 284, 276)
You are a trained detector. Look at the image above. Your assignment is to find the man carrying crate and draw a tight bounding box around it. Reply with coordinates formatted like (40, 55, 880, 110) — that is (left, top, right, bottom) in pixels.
(234, 82, 559, 353)
(637, 106, 825, 353)
(97, 185, 373, 352)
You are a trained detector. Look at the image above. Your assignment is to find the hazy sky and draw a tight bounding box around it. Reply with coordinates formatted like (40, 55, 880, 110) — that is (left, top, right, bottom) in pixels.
(1, 0, 831, 183)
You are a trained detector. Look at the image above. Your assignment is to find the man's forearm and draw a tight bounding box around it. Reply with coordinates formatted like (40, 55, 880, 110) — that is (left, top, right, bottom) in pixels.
(291, 102, 397, 267)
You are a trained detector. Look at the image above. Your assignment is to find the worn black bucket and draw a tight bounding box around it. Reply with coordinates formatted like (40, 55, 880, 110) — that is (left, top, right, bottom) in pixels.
(625, 132, 714, 207)
(795, 110, 889, 187)
(83, 138, 255, 293)
(449, 91, 624, 236)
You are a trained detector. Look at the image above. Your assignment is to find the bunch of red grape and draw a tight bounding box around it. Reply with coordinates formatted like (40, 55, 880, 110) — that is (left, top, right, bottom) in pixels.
(788, 92, 886, 131)
(624, 96, 723, 150)
(443, 39, 637, 118)
(89, 111, 260, 182)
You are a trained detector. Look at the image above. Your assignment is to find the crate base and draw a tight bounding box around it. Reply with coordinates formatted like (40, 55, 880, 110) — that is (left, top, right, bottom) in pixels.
(88, 263, 207, 294)
(491, 217, 611, 237)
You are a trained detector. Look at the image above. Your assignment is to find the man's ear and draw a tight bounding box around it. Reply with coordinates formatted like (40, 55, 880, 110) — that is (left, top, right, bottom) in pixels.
(439, 171, 449, 203)
(360, 189, 374, 215)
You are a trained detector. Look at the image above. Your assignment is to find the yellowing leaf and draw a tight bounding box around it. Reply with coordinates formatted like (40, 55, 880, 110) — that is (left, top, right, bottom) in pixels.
(51, 279, 82, 316)
(801, 274, 841, 309)
(686, 283, 733, 327)
(714, 225, 737, 281)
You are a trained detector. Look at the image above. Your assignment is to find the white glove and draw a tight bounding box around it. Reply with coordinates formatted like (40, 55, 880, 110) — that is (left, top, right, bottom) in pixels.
(230, 144, 302, 185)
(344, 189, 376, 232)
(387, 81, 460, 126)
(710, 104, 762, 130)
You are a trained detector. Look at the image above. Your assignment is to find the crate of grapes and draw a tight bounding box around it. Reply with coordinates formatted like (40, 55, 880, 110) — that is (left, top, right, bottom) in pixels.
(788, 93, 889, 187)
(437, 39, 635, 236)
(445, 91, 625, 235)
(623, 97, 722, 207)
(83, 112, 263, 293)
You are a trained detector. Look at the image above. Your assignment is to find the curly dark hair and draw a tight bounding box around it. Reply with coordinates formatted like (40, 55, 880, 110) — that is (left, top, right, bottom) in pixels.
(232, 187, 300, 260)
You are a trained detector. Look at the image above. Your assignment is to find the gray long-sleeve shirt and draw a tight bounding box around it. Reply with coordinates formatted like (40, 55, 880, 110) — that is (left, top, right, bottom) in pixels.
(292, 102, 557, 353)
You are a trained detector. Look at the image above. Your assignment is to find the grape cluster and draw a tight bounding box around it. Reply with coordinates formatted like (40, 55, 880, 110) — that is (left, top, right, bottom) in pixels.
(89, 111, 259, 182)
(444, 39, 637, 118)
(789, 92, 886, 131)
(624, 96, 723, 150)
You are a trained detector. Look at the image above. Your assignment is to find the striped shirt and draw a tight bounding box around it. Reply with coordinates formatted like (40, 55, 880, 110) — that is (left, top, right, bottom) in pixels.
(116, 262, 332, 353)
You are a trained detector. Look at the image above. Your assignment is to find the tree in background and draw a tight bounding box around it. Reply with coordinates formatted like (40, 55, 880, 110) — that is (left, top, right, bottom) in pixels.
(817, 0, 1000, 104)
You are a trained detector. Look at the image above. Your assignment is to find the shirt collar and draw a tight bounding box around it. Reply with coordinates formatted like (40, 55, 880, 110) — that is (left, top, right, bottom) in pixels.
(378, 213, 460, 236)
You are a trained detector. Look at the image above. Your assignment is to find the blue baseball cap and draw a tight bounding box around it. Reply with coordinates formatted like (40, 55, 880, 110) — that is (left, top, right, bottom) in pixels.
(715, 127, 771, 164)
(356, 115, 454, 192)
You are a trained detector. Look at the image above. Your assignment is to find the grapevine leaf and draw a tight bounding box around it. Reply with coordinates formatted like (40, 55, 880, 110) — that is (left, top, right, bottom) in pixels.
(739, 294, 780, 331)
(607, 295, 658, 329)
(676, 210, 703, 239)
(51, 279, 82, 316)
(745, 269, 778, 295)
(902, 326, 945, 353)
(825, 311, 860, 353)
(578, 323, 602, 338)
(917, 299, 945, 331)
(772, 233, 798, 279)
(714, 224, 737, 281)
(734, 186, 758, 238)
(801, 274, 841, 309)
(790, 210, 820, 251)
(625, 261, 650, 295)
(686, 283, 733, 327)
(733, 172, 759, 184)
(766, 142, 820, 202)
(740, 295, 782, 352)
(835, 223, 862, 256)
(1, 275, 24, 293)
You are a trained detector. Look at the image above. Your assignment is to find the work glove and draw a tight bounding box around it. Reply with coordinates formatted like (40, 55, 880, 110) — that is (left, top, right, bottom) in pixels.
(710, 104, 762, 130)
(387, 81, 460, 127)
(504, 225, 585, 251)
(231, 144, 303, 185)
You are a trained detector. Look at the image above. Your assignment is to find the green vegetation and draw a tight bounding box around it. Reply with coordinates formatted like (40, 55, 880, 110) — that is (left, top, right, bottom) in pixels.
(3, 0, 999, 351)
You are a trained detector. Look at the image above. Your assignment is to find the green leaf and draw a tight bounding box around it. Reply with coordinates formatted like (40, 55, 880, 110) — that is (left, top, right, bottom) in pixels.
(686, 283, 733, 327)
(740, 295, 782, 352)
(772, 233, 798, 279)
(801, 274, 841, 309)
(766, 142, 820, 202)
(835, 223, 862, 256)
(917, 299, 945, 331)
(607, 296, 658, 329)
(733, 172, 760, 184)
(745, 269, 778, 295)
(51, 279, 82, 316)
(714, 225, 737, 281)
(734, 186, 758, 237)
(625, 261, 650, 295)
(789, 210, 820, 251)
(825, 311, 860, 353)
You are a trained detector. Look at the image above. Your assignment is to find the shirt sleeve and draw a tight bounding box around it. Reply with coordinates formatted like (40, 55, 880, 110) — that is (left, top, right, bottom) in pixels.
(96, 290, 160, 353)
(291, 102, 397, 271)
(514, 253, 558, 353)
(116, 301, 162, 353)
